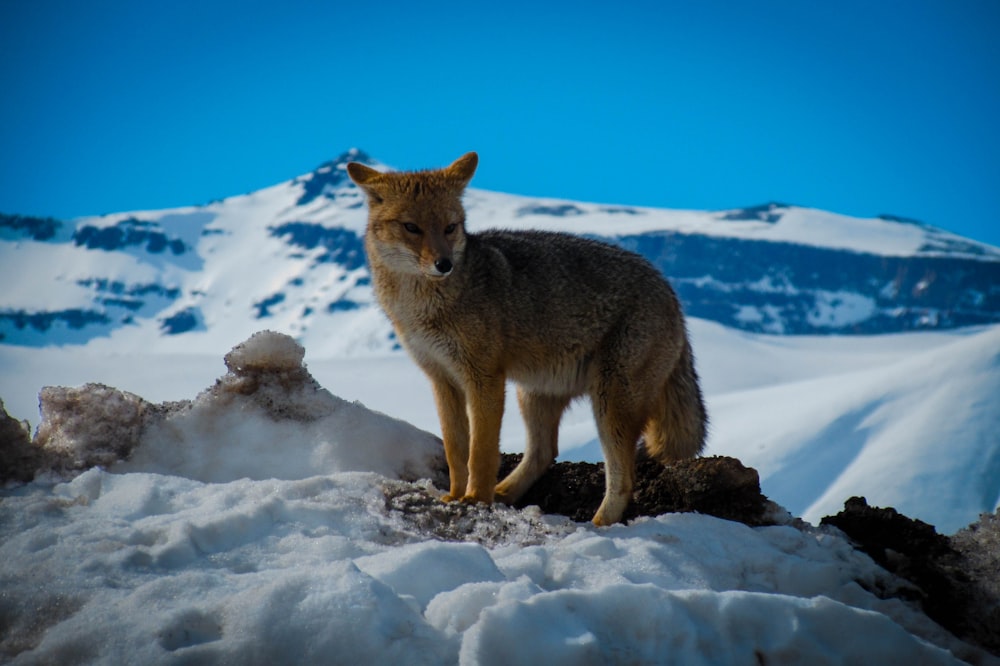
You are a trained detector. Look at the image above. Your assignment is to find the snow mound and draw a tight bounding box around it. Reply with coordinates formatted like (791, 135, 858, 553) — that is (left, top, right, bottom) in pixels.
(11, 331, 446, 485)
(224, 329, 306, 373)
(0, 469, 982, 664)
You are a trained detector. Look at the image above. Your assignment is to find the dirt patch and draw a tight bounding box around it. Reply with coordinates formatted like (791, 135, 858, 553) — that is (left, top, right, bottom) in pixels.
(823, 497, 1000, 657)
(0, 399, 37, 483)
(498, 451, 774, 526)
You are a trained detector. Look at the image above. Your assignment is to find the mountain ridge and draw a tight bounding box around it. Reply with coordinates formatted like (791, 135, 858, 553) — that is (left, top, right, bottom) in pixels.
(2, 149, 998, 349)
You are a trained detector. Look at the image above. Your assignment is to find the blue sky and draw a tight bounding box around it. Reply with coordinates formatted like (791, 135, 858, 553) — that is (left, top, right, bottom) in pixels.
(2, 1, 999, 246)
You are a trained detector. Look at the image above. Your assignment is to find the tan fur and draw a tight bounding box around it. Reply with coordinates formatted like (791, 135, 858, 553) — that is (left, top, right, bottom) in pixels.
(348, 153, 707, 525)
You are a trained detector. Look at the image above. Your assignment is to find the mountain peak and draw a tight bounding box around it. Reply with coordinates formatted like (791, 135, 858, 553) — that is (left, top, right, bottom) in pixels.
(294, 148, 377, 207)
(718, 202, 792, 224)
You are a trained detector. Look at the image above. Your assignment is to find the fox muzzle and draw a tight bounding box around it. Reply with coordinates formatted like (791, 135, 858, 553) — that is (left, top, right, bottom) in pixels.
(433, 258, 454, 275)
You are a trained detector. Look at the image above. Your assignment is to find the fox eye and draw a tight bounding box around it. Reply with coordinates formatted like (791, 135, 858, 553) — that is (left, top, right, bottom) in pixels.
(444, 223, 458, 235)
(402, 222, 421, 234)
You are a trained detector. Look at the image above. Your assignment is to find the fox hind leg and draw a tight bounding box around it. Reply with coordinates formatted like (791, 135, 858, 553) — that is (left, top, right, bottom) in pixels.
(590, 385, 647, 526)
(495, 388, 571, 505)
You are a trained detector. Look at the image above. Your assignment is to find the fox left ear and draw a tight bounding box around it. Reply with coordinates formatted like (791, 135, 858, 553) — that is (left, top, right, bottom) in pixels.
(346, 162, 385, 203)
(346, 161, 381, 186)
(445, 152, 478, 187)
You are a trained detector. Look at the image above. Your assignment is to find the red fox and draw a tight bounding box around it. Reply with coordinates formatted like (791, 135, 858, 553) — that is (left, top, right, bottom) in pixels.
(347, 153, 706, 525)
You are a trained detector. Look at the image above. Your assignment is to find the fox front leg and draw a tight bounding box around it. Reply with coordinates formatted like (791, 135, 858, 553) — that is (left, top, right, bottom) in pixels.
(431, 379, 470, 502)
(462, 375, 506, 504)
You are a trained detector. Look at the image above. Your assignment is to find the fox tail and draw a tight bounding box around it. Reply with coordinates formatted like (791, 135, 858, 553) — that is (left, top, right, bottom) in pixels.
(643, 337, 707, 462)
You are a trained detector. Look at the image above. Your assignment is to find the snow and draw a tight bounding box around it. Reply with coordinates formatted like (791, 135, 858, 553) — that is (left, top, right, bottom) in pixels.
(806, 290, 877, 328)
(464, 191, 999, 260)
(0, 239, 167, 311)
(1, 330, 996, 663)
(709, 323, 1000, 532)
(108, 332, 445, 485)
(2, 320, 998, 534)
(0, 471, 968, 664)
(6, 159, 996, 353)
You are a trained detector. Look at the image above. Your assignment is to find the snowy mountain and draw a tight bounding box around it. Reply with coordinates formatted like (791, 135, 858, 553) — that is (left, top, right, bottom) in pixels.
(2, 148, 999, 350)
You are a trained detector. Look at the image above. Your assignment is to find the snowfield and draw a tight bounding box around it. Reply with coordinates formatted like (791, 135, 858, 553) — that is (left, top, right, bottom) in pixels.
(0, 470, 973, 665)
(3, 318, 997, 534)
(1, 331, 996, 664)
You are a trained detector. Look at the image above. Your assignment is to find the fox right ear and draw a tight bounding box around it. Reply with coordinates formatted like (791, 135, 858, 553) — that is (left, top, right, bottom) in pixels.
(346, 162, 384, 203)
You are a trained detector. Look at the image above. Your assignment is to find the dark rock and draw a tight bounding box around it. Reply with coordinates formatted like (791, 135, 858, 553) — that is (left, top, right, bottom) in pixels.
(160, 307, 202, 334)
(613, 231, 1000, 335)
(517, 204, 585, 217)
(269, 222, 366, 270)
(0, 399, 38, 483)
(0, 213, 62, 241)
(822, 497, 1000, 657)
(296, 149, 375, 206)
(718, 202, 789, 223)
(498, 452, 773, 526)
(73, 217, 189, 255)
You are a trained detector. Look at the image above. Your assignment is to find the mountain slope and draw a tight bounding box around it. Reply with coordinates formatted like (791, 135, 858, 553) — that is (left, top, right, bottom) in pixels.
(706, 323, 1000, 534)
(2, 149, 998, 349)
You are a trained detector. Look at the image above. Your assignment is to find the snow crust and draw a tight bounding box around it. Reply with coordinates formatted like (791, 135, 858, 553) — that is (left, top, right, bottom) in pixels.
(1, 468, 971, 664)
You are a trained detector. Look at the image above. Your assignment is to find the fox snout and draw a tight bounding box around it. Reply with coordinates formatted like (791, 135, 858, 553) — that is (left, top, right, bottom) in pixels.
(422, 229, 461, 278)
(433, 257, 453, 276)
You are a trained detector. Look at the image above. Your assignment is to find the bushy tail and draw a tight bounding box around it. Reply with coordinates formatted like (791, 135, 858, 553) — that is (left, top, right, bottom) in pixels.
(643, 337, 707, 462)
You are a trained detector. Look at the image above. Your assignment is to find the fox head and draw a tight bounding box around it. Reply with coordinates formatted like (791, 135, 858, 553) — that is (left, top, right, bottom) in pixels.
(347, 152, 478, 280)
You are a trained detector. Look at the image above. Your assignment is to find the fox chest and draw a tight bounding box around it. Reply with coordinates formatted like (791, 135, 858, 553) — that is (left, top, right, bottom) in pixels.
(394, 321, 470, 382)
(378, 295, 464, 368)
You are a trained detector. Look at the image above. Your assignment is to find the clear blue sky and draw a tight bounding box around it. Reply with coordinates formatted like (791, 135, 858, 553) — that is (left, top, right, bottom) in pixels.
(2, 1, 998, 246)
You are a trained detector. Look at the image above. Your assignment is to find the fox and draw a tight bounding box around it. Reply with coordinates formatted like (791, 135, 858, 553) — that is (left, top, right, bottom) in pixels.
(346, 152, 707, 525)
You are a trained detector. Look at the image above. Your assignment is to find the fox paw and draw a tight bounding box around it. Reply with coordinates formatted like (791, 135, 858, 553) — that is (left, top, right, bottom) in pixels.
(460, 493, 493, 506)
(494, 482, 523, 505)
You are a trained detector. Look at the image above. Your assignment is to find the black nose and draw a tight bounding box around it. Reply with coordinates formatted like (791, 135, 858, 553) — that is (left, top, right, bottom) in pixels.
(434, 258, 453, 275)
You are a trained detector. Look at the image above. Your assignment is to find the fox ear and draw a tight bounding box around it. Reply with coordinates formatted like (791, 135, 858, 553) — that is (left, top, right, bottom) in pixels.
(346, 162, 380, 186)
(444, 152, 478, 187)
(346, 162, 385, 203)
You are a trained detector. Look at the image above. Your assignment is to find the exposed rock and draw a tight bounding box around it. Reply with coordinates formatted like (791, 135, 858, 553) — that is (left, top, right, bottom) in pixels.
(33, 383, 149, 473)
(823, 497, 1000, 657)
(381, 454, 775, 548)
(498, 452, 774, 526)
(2, 386, 149, 482)
(0, 398, 37, 483)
